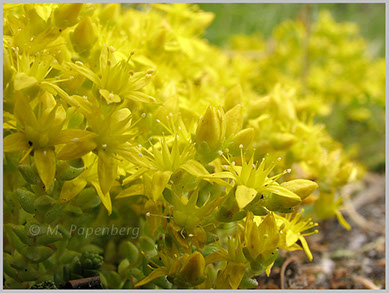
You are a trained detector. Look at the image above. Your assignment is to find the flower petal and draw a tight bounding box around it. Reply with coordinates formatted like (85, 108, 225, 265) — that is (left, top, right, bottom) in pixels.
(68, 61, 101, 87)
(116, 183, 144, 199)
(98, 150, 118, 195)
(124, 91, 156, 104)
(3, 132, 28, 152)
(299, 236, 313, 261)
(91, 181, 112, 215)
(57, 139, 97, 160)
(14, 94, 38, 128)
(52, 129, 97, 145)
(135, 267, 167, 288)
(236, 185, 257, 209)
(14, 72, 37, 91)
(151, 170, 172, 201)
(34, 149, 56, 190)
(335, 210, 351, 231)
(99, 89, 121, 104)
(59, 178, 87, 203)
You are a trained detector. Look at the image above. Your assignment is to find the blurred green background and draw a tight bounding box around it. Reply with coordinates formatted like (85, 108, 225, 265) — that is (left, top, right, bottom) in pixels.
(198, 3, 385, 58)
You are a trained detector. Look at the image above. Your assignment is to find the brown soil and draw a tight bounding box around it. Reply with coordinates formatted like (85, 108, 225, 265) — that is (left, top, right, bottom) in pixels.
(256, 173, 385, 289)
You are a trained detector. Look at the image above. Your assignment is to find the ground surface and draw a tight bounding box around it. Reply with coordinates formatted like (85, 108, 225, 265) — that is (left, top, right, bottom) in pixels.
(255, 173, 385, 289)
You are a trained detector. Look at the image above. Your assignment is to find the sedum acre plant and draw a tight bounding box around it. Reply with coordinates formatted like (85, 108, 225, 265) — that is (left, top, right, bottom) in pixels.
(3, 3, 368, 289)
(229, 10, 385, 170)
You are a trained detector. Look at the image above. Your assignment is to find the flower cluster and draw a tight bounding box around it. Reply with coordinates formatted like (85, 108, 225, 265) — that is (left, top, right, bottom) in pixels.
(229, 11, 385, 170)
(3, 4, 373, 289)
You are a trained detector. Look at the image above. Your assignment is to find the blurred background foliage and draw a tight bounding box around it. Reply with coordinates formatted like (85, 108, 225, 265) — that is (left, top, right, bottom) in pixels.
(198, 3, 385, 171)
(124, 3, 385, 171)
(199, 3, 385, 58)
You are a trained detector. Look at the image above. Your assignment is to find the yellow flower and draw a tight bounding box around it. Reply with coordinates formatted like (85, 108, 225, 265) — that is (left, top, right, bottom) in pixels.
(274, 211, 318, 261)
(214, 151, 301, 210)
(135, 251, 206, 288)
(58, 97, 149, 195)
(133, 135, 203, 201)
(244, 212, 279, 261)
(58, 153, 112, 215)
(3, 92, 95, 189)
(69, 47, 156, 104)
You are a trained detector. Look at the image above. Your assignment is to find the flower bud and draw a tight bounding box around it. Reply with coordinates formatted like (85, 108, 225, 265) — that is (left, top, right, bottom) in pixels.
(248, 96, 270, 119)
(224, 84, 242, 111)
(99, 3, 121, 24)
(335, 162, 357, 185)
(178, 252, 205, 287)
(244, 212, 279, 260)
(264, 189, 301, 212)
(281, 179, 318, 200)
(224, 104, 243, 138)
(229, 128, 255, 152)
(269, 132, 297, 150)
(54, 3, 83, 29)
(72, 17, 97, 52)
(196, 106, 225, 150)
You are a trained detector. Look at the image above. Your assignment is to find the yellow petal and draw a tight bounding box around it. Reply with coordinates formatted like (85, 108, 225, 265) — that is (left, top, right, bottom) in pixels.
(135, 267, 167, 288)
(116, 183, 144, 199)
(34, 149, 56, 190)
(151, 170, 172, 201)
(14, 72, 37, 91)
(265, 261, 275, 277)
(52, 129, 97, 145)
(236, 185, 257, 209)
(59, 178, 87, 203)
(3, 132, 28, 152)
(14, 94, 38, 128)
(91, 182, 112, 215)
(98, 150, 118, 195)
(99, 89, 121, 104)
(299, 236, 313, 261)
(227, 262, 246, 289)
(179, 159, 210, 178)
(335, 210, 351, 231)
(57, 139, 97, 160)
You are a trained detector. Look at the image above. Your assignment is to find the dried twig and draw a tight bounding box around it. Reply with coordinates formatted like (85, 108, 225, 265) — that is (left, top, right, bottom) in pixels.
(280, 256, 298, 289)
(352, 275, 380, 290)
(63, 276, 102, 289)
(345, 203, 384, 234)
